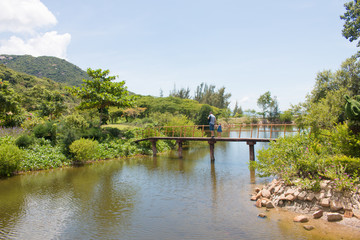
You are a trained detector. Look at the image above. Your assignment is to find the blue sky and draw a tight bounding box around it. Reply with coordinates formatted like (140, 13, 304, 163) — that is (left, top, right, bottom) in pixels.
(0, 0, 358, 111)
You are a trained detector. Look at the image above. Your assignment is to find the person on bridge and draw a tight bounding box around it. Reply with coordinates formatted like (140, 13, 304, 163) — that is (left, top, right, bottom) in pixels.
(217, 123, 222, 137)
(208, 111, 216, 138)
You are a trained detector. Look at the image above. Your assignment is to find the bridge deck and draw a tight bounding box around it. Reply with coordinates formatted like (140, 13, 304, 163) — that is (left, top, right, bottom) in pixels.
(135, 137, 272, 143)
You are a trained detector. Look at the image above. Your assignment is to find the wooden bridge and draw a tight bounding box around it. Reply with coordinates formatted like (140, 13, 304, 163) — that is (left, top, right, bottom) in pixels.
(135, 123, 299, 161)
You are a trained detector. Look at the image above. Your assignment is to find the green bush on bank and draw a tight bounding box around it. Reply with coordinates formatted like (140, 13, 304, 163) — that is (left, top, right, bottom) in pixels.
(255, 123, 360, 191)
(0, 143, 23, 177)
(69, 138, 99, 163)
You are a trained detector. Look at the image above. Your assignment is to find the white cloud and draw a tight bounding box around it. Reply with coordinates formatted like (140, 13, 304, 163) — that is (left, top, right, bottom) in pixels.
(0, 0, 57, 33)
(0, 31, 71, 59)
(239, 96, 249, 103)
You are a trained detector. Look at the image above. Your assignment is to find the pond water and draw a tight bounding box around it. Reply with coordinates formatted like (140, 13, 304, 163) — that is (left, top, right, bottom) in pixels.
(0, 130, 357, 239)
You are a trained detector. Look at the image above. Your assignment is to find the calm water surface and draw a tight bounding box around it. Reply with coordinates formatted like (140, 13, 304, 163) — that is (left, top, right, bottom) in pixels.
(0, 131, 357, 239)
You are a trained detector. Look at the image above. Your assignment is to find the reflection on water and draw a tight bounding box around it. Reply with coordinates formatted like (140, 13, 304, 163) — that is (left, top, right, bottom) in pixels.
(0, 130, 357, 239)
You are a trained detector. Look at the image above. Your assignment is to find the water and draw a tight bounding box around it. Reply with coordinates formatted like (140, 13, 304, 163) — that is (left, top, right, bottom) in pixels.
(0, 131, 357, 239)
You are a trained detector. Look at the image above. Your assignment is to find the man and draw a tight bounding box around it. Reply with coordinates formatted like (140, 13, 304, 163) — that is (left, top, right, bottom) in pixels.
(208, 111, 216, 138)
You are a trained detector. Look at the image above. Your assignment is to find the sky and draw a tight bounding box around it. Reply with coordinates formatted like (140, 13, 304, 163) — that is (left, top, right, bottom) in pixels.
(0, 0, 358, 112)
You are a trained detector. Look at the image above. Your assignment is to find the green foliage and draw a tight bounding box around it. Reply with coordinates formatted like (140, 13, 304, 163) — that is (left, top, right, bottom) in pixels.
(341, 1, 360, 47)
(279, 110, 293, 123)
(69, 138, 99, 163)
(15, 134, 34, 148)
(33, 122, 57, 145)
(194, 82, 231, 109)
(67, 68, 136, 126)
(197, 104, 213, 125)
(63, 113, 89, 130)
(0, 80, 23, 127)
(0, 143, 23, 176)
(257, 91, 279, 122)
(0, 55, 88, 86)
(21, 141, 70, 171)
(322, 163, 359, 191)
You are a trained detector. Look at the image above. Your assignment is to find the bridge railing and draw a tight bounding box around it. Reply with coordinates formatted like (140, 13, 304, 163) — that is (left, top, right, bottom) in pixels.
(135, 123, 299, 140)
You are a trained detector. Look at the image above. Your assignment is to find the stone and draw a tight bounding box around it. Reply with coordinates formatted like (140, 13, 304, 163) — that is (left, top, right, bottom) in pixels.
(293, 189, 301, 198)
(293, 215, 309, 223)
(327, 213, 343, 222)
(258, 213, 267, 218)
(320, 198, 330, 207)
(254, 187, 261, 193)
(261, 189, 271, 199)
(255, 191, 262, 200)
(285, 188, 296, 196)
(279, 194, 286, 201)
(250, 195, 257, 201)
(261, 199, 269, 207)
(266, 201, 275, 208)
(274, 185, 282, 194)
(306, 192, 315, 201)
(353, 209, 360, 219)
(255, 199, 262, 208)
(344, 210, 353, 218)
(285, 194, 296, 201)
(303, 225, 315, 231)
(330, 200, 343, 212)
(313, 210, 323, 219)
(298, 191, 307, 201)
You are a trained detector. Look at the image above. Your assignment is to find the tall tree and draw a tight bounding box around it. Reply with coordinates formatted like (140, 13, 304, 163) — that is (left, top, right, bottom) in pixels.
(341, 1, 360, 47)
(67, 68, 135, 127)
(0, 80, 22, 127)
(257, 91, 279, 122)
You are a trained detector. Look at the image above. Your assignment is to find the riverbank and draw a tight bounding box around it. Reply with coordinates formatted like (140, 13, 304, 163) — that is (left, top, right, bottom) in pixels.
(251, 178, 360, 231)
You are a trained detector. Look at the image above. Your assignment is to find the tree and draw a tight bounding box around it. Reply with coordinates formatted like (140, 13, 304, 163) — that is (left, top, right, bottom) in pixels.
(67, 68, 135, 127)
(196, 104, 213, 125)
(341, 1, 360, 47)
(257, 91, 279, 122)
(194, 82, 231, 109)
(232, 101, 243, 117)
(0, 80, 23, 127)
(169, 85, 191, 99)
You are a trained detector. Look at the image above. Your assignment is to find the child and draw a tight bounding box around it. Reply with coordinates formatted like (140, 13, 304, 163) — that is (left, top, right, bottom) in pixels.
(217, 123, 222, 137)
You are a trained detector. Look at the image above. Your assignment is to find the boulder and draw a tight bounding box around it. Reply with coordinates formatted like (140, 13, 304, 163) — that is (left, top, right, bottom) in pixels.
(353, 209, 360, 219)
(303, 225, 314, 231)
(298, 191, 307, 201)
(320, 198, 330, 207)
(293, 215, 309, 223)
(255, 199, 262, 208)
(254, 187, 261, 193)
(250, 195, 257, 201)
(306, 192, 315, 201)
(330, 200, 343, 212)
(258, 213, 267, 218)
(261, 189, 271, 199)
(313, 210, 323, 219)
(266, 201, 275, 208)
(285, 194, 296, 201)
(327, 213, 343, 222)
(285, 188, 296, 196)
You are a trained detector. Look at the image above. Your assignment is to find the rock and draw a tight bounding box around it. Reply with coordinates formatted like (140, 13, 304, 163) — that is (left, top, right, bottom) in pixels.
(255, 199, 262, 208)
(344, 210, 353, 218)
(258, 213, 267, 218)
(293, 215, 309, 223)
(274, 185, 282, 194)
(285, 188, 296, 196)
(279, 194, 287, 201)
(255, 191, 262, 200)
(327, 213, 343, 222)
(353, 209, 360, 219)
(320, 198, 330, 207)
(285, 194, 296, 201)
(330, 200, 343, 212)
(303, 225, 315, 231)
(266, 201, 275, 208)
(313, 210, 323, 219)
(254, 187, 261, 193)
(261, 189, 271, 199)
(250, 195, 257, 201)
(306, 192, 315, 201)
(298, 191, 307, 201)
(294, 189, 301, 198)
(261, 199, 269, 207)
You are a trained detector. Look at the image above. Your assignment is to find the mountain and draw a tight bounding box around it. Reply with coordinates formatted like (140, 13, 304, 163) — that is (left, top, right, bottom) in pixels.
(0, 64, 78, 112)
(0, 55, 88, 86)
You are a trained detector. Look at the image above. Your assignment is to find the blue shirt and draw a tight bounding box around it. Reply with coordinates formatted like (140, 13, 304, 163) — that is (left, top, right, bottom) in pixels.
(208, 114, 215, 124)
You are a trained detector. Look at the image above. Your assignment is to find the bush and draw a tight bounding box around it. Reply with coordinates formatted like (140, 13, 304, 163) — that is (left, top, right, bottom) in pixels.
(15, 134, 34, 148)
(0, 144, 23, 176)
(33, 122, 57, 145)
(69, 138, 99, 163)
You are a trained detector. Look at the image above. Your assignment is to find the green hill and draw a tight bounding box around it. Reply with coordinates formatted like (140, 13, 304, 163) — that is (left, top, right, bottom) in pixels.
(0, 64, 78, 113)
(0, 55, 88, 86)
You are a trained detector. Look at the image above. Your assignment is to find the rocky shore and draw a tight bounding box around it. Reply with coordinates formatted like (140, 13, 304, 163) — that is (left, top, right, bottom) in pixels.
(251, 179, 360, 230)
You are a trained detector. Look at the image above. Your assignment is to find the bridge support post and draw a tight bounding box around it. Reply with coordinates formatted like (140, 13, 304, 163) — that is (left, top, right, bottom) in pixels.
(208, 139, 216, 162)
(247, 141, 256, 161)
(150, 139, 157, 157)
(177, 140, 183, 158)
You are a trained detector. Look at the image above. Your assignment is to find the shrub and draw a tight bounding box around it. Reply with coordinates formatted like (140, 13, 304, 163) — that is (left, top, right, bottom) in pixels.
(33, 122, 57, 145)
(63, 113, 89, 130)
(69, 138, 99, 163)
(0, 144, 23, 176)
(15, 134, 34, 148)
